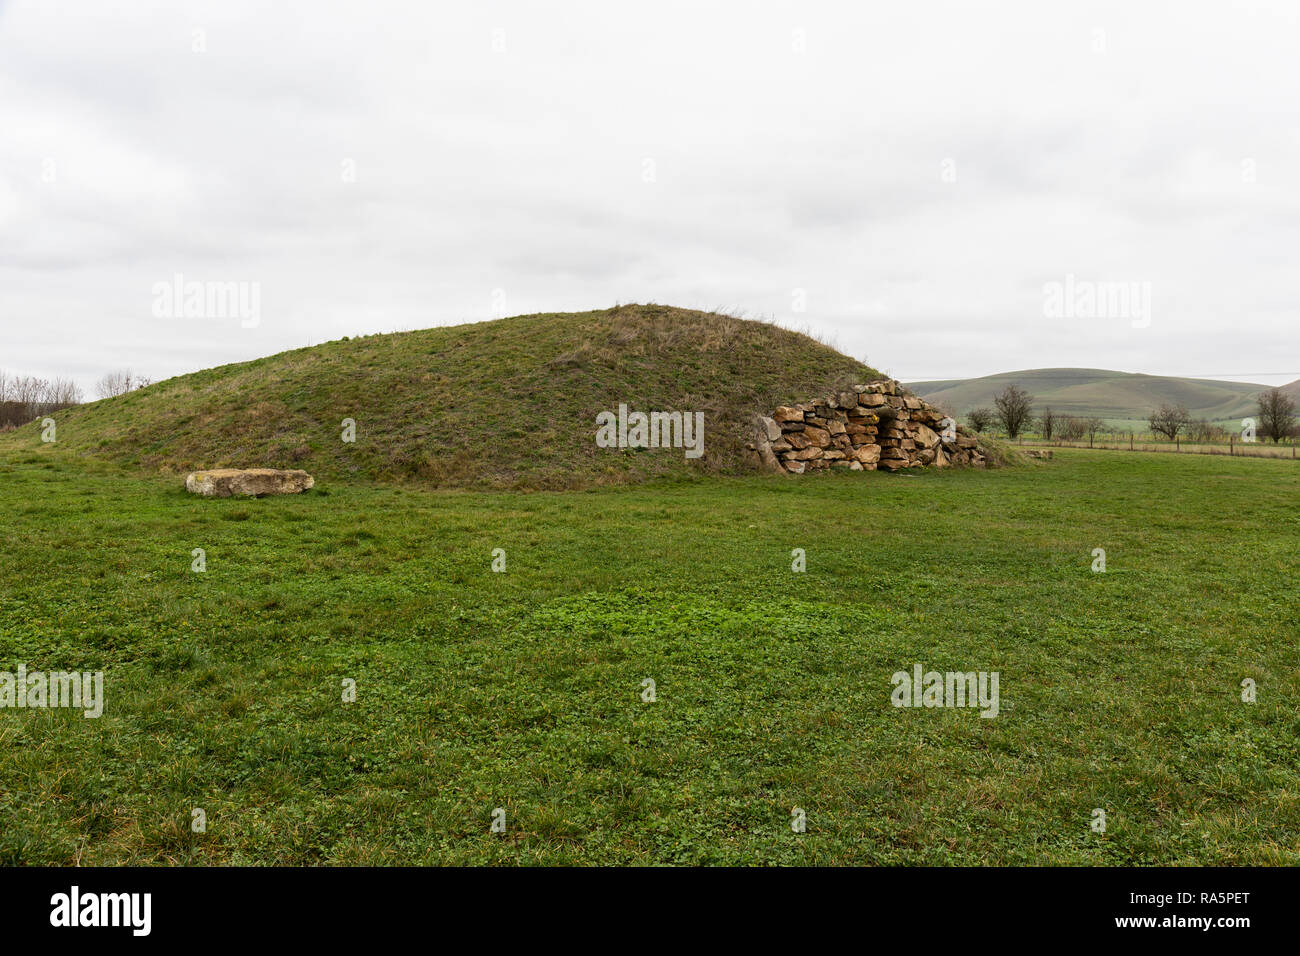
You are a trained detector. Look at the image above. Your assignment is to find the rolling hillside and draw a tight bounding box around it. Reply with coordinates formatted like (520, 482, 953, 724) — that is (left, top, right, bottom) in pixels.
(909, 368, 1290, 425)
(2, 305, 886, 490)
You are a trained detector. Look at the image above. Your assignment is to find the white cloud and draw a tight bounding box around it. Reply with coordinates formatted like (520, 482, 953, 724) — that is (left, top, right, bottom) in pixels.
(2, 0, 1298, 391)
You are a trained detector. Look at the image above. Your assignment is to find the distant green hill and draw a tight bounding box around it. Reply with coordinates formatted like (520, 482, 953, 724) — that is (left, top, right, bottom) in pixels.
(908, 368, 1291, 426)
(2, 305, 884, 490)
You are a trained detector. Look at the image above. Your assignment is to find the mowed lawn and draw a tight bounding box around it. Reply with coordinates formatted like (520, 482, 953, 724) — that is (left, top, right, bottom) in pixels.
(1, 448, 1297, 865)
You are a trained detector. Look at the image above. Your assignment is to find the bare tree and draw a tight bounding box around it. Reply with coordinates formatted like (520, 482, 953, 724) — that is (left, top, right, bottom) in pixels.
(2, 375, 48, 422)
(1, 370, 24, 425)
(95, 369, 134, 399)
(1059, 416, 1085, 442)
(11, 375, 45, 409)
(1084, 417, 1105, 447)
(1186, 419, 1227, 443)
(993, 385, 1034, 439)
(1256, 388, 1297, 443)
(1038, 406, 1056, 442)
(1148, 403, 1190, 441)
(0, 369, 86, 424)
(46, 377, 84, 406)
(967, 407, 996, 432)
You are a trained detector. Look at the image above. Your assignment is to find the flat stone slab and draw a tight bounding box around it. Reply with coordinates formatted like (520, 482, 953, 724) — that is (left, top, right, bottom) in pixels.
(185, 468, 314, 498)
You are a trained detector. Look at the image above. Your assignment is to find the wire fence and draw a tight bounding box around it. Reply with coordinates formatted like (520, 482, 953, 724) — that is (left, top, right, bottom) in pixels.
(1014, 436, 1299, 460)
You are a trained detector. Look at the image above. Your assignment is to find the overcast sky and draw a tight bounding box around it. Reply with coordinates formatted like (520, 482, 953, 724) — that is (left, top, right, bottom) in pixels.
(2, 0, 1298, 395)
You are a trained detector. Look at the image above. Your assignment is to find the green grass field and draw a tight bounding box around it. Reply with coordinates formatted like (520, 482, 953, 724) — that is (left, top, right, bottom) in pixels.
(2, 447, 1297, 865)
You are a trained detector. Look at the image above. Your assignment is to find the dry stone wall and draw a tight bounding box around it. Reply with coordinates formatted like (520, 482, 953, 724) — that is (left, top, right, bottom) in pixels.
(749, 380, 985, 473)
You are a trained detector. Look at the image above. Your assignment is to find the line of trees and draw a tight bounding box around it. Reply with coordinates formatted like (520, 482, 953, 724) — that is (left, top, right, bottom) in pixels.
(0, 370, 83, 427)
(0, 367, 148, 428)
(1148, 389, 1297, 443)
(977, 386, 1108, 442)
(1052, 413, 1105, 444)
(965, 383, 1299, 445)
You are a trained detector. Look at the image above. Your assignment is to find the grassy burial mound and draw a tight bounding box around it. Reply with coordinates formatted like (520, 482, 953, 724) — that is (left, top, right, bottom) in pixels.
(4, 305, 894, 489)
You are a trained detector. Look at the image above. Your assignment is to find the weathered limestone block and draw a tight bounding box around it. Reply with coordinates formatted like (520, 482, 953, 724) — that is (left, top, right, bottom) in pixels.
(803, 425, 832, 448)
(185, 468, 314, 498)
(782, 447, 821, 461)
(912, 423, 940, 449)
